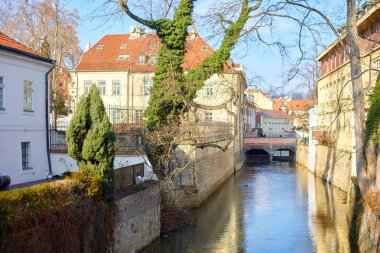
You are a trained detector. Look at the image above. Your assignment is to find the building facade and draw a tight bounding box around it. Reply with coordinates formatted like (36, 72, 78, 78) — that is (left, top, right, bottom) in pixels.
(243, 92, 256, 132)
(311, 2, 380, 191)
(0, 32, 54, 185)
(256, 109, 294, 137)
(246, 89, 274, 110)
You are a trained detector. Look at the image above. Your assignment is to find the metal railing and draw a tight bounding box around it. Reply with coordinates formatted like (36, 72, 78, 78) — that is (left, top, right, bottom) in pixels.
(114, 163, 144, 190)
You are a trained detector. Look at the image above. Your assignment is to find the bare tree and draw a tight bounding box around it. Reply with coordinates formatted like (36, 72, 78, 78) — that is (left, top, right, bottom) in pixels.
(0, 0, 82, 126)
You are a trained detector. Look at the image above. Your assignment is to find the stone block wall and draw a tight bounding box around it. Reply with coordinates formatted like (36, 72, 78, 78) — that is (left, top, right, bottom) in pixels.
(296, 143, 309, 168)
(314, 145, 352, 192)
(176, 145, 235, 208)
(114, 182, 160, 253)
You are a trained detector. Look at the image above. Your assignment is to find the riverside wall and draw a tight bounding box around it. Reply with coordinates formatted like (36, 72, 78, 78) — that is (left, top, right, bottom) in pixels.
(174, 144, 238, 208)
(297, 142, 352, 192)
(114, 182, 160, 253)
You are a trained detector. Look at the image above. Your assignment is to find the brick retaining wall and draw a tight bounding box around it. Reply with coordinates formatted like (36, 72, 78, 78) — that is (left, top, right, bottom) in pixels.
(114, 182, 160, 253)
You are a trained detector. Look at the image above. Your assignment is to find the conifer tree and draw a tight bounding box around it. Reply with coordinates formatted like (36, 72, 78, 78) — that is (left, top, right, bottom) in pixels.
(66, 85, 118, 196)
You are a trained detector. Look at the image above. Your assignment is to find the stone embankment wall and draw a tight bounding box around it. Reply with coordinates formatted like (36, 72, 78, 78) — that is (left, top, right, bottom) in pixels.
(114, 182, 160, 253)
(314, 145, 352, 192)
(175, 145, 236, 208)
(296, 143, 309, 168)
(296, 143, 352, 192)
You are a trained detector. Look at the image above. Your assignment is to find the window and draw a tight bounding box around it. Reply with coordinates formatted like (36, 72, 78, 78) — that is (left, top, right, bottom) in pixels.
(371, 23, 379, 34)
(117, 55, 130, 60)
(97, 45, 104, 49)
(21, 142, 32, 170)
(201, 46, 208, 51)
(98, 81, 106, 95)
(138, 54, 146, 64)
(205, 112, 212, 121)
(120, 44, 127, 49)
(112, 80, 120, 95)
(23, 81, 33, 111)
(135, 110, 143, 123)
(0, 76, 4, 109)
(151, 55, 158, 64)
(144, 79, 153, 96)
(206, 83, 213, 95)
(112, 110, 122, 124)
(375, 59, 380, 70)
(85, 81, 92, 95)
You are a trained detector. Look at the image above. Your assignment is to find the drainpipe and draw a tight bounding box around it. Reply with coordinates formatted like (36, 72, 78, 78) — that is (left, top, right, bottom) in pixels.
(45, 63, 55, 176)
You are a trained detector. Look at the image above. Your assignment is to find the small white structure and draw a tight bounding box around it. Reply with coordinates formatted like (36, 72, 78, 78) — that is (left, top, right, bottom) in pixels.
(0, 32, 54, 185)
(242, 92, 256, 132)
(256, 109, 294, 137)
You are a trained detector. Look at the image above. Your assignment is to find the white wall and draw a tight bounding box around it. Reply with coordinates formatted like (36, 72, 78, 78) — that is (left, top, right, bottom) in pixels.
(50, 154, 157, 180)
(0, 50, 53, 185)
(308, 106, 318, 173)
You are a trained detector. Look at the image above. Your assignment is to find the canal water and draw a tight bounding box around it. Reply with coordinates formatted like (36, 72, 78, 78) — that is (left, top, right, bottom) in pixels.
(143, 162, 352, 253)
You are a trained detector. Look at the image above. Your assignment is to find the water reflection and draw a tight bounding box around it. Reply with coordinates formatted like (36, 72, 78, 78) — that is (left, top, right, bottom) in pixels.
(143, 162, 351, 253)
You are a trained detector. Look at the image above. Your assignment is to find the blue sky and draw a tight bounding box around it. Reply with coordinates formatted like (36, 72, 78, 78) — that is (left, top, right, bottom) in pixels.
(69, 0, 339, 95)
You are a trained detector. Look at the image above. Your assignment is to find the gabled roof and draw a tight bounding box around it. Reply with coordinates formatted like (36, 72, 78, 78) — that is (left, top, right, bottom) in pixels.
(258, 109, 291, 119)
(287, 100, 316, 111)
(0, 32, 53, 63)
(75, 33, 239, 73)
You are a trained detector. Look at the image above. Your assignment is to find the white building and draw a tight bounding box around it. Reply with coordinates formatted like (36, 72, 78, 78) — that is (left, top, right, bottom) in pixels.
(0, 32, 55, 186)
(255, 109, 294, 137)
(246, 89, 274, 110)
(243, 92, 256, 132)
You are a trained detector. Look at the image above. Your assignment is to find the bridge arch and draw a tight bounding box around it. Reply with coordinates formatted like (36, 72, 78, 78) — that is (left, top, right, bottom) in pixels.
(245, 148, 270, 163)
(273, 148, 295, 161)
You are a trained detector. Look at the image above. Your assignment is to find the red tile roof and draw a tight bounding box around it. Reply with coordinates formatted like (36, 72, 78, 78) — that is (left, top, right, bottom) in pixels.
(258, 109, 291, 119)
(0, 32, 42, 57)
(287, 100, 316, 111)
(75, 33, 239, 73)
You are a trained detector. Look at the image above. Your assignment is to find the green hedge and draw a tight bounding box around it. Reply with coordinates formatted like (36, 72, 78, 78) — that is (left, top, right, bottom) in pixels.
(0, 172, 113, 253)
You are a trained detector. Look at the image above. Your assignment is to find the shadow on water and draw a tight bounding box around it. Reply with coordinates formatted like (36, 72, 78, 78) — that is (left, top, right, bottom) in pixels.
(143, 162, 352, 253)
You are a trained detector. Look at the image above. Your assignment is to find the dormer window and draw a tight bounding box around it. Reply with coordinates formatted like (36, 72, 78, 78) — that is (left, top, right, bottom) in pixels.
(201, 46, 208, 51)
(151, 55, 158, 64)
(120, 44, 127, 49)
(138, 54, 146, 64)
(150, 45, 157, 49)
(97, 45, 104, 49)
(118, 55, 130, 60)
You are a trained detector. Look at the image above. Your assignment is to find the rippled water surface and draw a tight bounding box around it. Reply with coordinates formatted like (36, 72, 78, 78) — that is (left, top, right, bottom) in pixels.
(143, 162, 351, 253)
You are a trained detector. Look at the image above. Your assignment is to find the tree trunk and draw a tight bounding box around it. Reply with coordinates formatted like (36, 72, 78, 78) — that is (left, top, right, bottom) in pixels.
(346, 0, 376, 196)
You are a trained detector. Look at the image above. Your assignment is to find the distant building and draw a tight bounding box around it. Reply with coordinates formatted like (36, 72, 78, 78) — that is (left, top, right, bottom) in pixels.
(242, 92, 256, 132)
(273, 97, 316, 138)
(255, 109, 294, 137)
(0, 32, 54, 185)
(246, 89, 273, 110)
(311, 2, 380, 191)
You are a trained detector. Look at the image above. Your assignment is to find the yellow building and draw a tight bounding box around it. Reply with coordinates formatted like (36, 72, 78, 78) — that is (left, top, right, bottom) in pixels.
(246, 89, 274, 110)
(312, 2, 380, 191)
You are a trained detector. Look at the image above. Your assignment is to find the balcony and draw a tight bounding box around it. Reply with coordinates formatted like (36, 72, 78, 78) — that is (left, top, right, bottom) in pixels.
(311, 127, 336, 142)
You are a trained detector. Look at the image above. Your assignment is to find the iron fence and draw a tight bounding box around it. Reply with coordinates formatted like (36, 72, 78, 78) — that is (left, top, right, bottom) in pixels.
(50, 105, 145, 154)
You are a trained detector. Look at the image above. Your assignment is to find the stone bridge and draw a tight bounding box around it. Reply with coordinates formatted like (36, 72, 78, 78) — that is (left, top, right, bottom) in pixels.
(243, 137, 297, 162)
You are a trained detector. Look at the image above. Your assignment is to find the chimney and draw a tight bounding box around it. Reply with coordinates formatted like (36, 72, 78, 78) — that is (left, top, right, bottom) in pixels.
(85, 43, 91, 52)
(130, 26, 145, 39)
(189, 24, 197, 40)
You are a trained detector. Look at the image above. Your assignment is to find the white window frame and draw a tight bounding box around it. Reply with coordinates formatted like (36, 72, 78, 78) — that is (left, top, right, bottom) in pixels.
(98, 80, 106, 95)
(0, 76, 4, 109)
(135, 110, 143, 123)
(21, 142, 32, 170)
(112, 80, 121, 95)
(144, 79, 153, 96)
(205, 112, 213, 121)
(23, 81, 33, 111)
(375, 59, 380, 70)
(138, 54, 146, 64)
(117, 55, 130, 60)
(201, 46, 208, 51)
(112, 110, 122, 124)
(97, 45, 104, 49)
(120, 44, 127, 49)
(84, 80, 92, 95)
(151, 55, 158, 64)
(206, 83, 213, 95)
